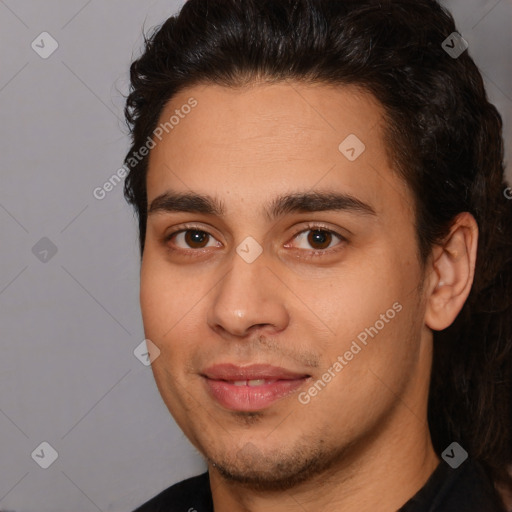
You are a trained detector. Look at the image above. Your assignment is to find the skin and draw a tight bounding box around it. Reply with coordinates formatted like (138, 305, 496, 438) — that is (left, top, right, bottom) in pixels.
(140, 81, 478, 511)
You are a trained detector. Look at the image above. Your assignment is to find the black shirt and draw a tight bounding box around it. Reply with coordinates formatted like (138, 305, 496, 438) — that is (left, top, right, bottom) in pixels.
(133, 458, 506, 512)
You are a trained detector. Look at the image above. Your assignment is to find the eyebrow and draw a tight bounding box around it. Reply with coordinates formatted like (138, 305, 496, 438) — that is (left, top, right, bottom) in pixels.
(147, 190, 377, 219)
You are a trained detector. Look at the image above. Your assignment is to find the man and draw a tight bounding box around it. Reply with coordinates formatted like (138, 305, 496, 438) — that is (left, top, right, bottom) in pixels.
(123, 0, 512, 510)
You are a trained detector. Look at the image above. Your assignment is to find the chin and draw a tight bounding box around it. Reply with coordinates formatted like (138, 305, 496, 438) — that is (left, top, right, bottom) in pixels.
(206, 439, 342, 492)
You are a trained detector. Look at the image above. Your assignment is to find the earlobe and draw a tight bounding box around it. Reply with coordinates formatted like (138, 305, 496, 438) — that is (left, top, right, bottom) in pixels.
(424, 212, 479, 331)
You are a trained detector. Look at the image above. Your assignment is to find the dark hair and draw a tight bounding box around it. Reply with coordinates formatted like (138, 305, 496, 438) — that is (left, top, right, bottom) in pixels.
(123, 0, 512, 500)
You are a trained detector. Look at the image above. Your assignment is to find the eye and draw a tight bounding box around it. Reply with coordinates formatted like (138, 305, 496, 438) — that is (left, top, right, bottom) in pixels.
(168, 229, 221, 250)
(288, 228, 345, 251)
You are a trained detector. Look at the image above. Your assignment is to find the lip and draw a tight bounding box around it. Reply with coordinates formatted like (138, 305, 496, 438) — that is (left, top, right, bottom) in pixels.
(202, 363, 309, 381)
(201, 364, 310, 411)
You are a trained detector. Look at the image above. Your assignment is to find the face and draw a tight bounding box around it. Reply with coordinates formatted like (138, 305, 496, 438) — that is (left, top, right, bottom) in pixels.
(141, 81, 432, 489)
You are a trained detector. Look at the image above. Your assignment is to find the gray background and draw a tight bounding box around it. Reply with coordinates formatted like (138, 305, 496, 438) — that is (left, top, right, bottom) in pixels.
(0, 1, 510, 511)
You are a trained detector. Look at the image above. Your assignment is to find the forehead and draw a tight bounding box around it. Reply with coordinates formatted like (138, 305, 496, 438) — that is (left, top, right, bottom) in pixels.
(146, 81, 411, 218)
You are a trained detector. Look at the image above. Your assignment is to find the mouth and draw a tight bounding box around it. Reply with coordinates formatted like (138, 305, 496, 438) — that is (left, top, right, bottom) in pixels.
(201, 364, 311, 412)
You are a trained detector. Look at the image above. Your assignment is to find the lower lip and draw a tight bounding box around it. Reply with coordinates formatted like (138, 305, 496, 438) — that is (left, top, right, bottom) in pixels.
(204, 377, 308, 411)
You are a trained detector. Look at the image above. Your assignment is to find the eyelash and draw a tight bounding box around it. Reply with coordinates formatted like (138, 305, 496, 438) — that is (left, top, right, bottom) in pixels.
(163, 223, 347, 258)
(287, 223, 347, 257)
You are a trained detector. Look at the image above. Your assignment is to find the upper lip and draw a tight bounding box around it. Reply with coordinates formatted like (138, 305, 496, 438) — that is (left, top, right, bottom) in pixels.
(202, 364, 309, 381)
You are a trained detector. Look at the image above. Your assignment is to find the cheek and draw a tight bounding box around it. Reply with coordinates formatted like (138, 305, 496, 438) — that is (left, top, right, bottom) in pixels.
(140, 256, 204, 420)
(139, 250, 216, 385)
(296, 244, 421, 367)
(294, 254, 395, 332)
(140, 252, 198, 343)
(140, 260, 174, 334)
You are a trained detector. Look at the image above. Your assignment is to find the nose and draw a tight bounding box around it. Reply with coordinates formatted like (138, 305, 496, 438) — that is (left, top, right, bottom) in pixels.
(207, 251, 290, 339)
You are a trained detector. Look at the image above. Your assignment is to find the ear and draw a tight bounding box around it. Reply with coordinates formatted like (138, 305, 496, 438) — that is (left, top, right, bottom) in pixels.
(424, 212, 478, 331)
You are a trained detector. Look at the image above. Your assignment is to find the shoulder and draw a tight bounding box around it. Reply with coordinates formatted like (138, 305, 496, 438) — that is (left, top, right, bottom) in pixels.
(400, 458, 506, 512)
(435, 459, 507, 512)
(132, 472, 212, 512)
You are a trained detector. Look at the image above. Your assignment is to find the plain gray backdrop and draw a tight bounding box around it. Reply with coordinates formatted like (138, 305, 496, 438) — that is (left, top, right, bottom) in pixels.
(0, 1, 511, 511)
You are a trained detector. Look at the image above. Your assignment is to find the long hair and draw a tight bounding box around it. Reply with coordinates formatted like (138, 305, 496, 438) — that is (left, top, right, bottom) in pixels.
(123, 0, 512, 498)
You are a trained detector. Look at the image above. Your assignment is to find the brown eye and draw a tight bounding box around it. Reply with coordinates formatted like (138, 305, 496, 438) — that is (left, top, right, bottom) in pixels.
(184, 230, 210, 248)
(307, 230, 333, 250)
(287, 227, 345, 252)
(167, 229, 220, 250)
